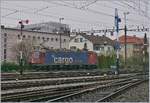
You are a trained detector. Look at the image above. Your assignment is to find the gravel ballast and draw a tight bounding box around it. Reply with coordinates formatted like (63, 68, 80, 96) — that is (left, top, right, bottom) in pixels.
(62, 81, 149, 102)
(111, 81, 149, 102)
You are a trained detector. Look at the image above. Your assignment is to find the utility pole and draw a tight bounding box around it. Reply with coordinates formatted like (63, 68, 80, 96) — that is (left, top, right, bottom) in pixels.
(115, 8, 121, 75)
(18, 19, 29, 75)
(124, 12, 129, 68)
(59, 18, 64, 49)
(19, 21, 23, 75)
(143, 33, 148, 73)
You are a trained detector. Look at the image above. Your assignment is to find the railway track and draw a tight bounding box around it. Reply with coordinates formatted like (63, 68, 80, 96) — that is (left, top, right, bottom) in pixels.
(46, 75, 148, 102)
(1, 73, 147, 102)
(2, 73, 141, 90)
(96, 79, 147, 102)
(1, 69, 143, 81)
(1, 70, 103, 81)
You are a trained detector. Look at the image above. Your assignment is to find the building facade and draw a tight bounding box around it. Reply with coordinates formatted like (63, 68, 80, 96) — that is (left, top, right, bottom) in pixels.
(1, 26, 70, 63)
(119, 35, 144, 58)
(69, 33, 114, 55)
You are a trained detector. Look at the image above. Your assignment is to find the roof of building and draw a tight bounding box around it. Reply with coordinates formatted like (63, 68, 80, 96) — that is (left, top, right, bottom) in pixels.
(15, 21, 70, 33)
(119, 35, 144, 44)
(1, 25, 70, 37)
(71, 33, 114, 46)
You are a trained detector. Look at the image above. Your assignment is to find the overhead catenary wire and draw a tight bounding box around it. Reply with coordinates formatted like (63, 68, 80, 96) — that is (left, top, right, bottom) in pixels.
(47, 1, 114, 17)
(2, 1, 147, 25)
(112, 1, 149, 18)
(111, 1, 149, 25)
(2, 10, 18, 17)
(119, 0, 150, 19)
(34, 6, 49, 13)
(1, 1, 149, 30)
(125, 0, 150, 17)
(46, 1, 148, 24)
(1, 7, 113, 27)
(96, 1, 149, 20)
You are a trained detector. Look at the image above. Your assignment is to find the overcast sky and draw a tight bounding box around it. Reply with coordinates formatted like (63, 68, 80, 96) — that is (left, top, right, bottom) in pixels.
(1, 0, 150, 38)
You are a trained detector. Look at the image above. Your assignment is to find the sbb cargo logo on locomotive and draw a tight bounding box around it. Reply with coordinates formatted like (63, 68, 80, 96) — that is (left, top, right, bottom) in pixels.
(52, 56, 73, 64)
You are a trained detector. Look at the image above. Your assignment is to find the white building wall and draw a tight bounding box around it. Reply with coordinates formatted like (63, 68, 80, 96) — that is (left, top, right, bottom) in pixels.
(69, 35, 93, 51)
(94, 45, 114, 55)
(69, 35, 114, 55)
(120, 44, 134, 58)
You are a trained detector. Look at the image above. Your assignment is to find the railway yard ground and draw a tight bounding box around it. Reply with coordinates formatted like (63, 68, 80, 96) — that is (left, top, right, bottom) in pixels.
(111, 81, 149, 102)
(1, 69, 149, 102)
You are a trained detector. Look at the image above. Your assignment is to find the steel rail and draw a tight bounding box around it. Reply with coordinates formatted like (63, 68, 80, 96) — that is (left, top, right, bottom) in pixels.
(2, 73, 139, 90)
(2, 76, 138, 102)
(46, 76, 145, 102)
(96, 79, 148, 102)
(2, 74, 146, 102)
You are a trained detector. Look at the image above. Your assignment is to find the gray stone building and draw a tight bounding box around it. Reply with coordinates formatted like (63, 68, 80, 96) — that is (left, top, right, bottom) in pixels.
(1, 26, 70, 63)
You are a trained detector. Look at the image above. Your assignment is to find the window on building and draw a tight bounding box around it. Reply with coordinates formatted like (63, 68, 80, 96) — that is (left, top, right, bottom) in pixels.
(18, 35, 20, 39)
(4, 38, 7, 42)
(74, 38, 79, 42)
(51, 38, 54, 41)
(84, 43, 87, 49)
(42, 37, 45, 40)
(94, 47, 99, 51)
(101, 47, 104, 51)
(33, 36, 36, 39)
(108, 47, 110, 51)
(23, 35, 26, 38)
(47, 38, 49, 41)
(4, 49, 6, 54)
(37, 36, 40, 39)
(70, 46, 76, 50)
(4, 55, 7, 59)
(56, 38, 58, 41)
(4, 33, 7, 37)
(28, 35, 31, 38)
(4, 44, 7, 47)
(64, 39, 66, 42)
(80, 38, 83, 42)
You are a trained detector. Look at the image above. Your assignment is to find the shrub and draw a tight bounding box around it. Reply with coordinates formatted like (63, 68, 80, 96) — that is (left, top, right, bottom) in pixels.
(1, 62, 19, 72)
(98, 53, 116, 69)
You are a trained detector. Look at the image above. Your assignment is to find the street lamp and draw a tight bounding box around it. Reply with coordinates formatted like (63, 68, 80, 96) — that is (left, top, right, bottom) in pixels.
(124, 12, 130, 67)
(18, 19, 29, 75)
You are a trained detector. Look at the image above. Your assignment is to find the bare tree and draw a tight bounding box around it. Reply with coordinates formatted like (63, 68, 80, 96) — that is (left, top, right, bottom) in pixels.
(12, 38, 36, 65)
